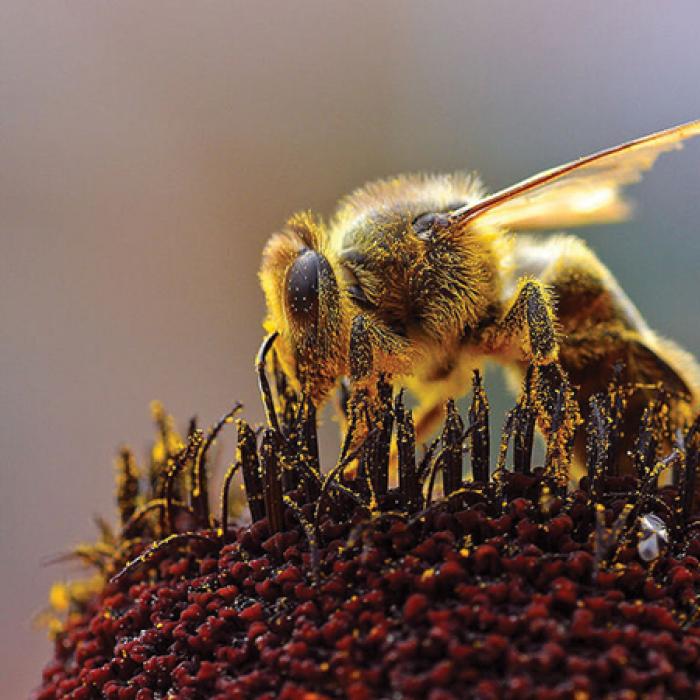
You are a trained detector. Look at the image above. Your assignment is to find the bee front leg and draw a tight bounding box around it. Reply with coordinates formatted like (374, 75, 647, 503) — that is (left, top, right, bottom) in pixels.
(349, 314, 374, 387)
(345, 313, 405, 445)
(330, 315, 374, 448)
(332, 314, 379, 479)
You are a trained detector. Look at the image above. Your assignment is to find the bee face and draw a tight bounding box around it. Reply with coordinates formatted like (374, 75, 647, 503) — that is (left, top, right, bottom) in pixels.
(260, 213, 348, 401)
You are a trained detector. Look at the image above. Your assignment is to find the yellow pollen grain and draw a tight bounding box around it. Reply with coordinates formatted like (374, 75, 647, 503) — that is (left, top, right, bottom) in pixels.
(49, 583, 70, 612)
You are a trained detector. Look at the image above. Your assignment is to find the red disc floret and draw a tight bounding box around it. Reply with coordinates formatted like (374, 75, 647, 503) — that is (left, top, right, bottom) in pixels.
(36, 480, 700, 699)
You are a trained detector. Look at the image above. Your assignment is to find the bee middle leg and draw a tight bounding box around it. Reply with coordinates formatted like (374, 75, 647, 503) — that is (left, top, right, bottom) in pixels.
(497, 278, 580, 446)
(500, 278, 560, 366)
(559, 325, 695, 477)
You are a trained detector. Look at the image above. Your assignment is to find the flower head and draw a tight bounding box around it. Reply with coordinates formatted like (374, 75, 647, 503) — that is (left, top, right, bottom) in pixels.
(35, 354, 700, 699)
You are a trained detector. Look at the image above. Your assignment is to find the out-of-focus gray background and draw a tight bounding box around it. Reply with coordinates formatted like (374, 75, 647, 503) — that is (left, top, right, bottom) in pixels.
(3, 2, 700, 695)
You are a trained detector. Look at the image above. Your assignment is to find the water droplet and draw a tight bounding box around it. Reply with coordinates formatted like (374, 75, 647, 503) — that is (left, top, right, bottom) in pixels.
(637, 513, 669, 562)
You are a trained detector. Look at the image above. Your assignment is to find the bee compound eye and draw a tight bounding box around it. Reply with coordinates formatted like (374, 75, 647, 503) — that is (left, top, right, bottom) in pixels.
(412, 212, 449, 240)
(285, 249, 322, 324)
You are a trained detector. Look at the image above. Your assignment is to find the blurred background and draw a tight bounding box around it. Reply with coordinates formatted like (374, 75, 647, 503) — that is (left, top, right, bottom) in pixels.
(3, 1, 700, 695)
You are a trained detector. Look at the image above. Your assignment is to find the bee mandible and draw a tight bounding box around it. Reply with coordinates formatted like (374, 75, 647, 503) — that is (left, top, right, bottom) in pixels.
(260, 121, 700, 473)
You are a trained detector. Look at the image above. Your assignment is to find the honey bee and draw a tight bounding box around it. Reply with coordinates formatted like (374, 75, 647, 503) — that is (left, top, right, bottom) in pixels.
(260, 121, 700, 472)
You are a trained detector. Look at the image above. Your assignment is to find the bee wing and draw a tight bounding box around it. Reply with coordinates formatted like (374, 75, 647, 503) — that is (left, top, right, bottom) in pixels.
(451, 120, 700, 231)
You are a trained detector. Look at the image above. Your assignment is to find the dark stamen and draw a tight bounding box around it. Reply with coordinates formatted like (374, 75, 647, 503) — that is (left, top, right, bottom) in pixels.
(396, 390, 420, 512)
(442, 400, 464, 496)
(261, 428, 285, 534)
(116, 447, 140, 526)
(237, 419, 266, 522)
(469, 370, 490, 483)
(192, 403, 242, 525)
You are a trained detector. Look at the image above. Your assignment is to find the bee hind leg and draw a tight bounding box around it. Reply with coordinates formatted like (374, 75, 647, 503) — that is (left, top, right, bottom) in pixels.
(560, 326, 698, 478)
(536, 235, 699, 478)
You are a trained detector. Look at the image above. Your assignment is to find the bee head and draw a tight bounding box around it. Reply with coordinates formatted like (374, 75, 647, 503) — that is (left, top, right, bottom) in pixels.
(260, 212, 346, 401)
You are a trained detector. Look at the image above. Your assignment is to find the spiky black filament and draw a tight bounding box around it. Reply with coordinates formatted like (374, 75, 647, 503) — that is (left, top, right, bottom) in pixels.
(88, 337, 700, 586)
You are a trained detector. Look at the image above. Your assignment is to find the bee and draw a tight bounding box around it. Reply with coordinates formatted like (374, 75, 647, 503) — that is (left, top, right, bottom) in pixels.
(260, 121, 700, 473)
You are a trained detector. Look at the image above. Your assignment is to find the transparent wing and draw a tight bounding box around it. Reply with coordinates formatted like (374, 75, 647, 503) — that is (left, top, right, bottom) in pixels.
(450, 120, 700, 231)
